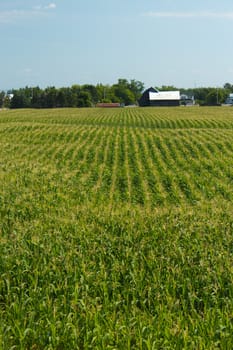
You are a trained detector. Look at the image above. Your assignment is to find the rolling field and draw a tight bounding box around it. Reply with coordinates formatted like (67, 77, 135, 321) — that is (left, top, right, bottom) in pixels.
(0, 107, 233, 349)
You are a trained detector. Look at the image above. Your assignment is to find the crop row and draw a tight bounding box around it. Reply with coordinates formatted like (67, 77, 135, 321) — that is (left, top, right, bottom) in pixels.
(1, 107, 233, 349)
(0, 122, 232, 209)
(1, 107, 233, 128)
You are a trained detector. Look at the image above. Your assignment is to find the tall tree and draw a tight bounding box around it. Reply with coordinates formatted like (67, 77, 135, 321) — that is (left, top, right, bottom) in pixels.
(0, 91, 5, 108)
(82, 84, 99, 104)
(77, 91, 92, 107)
(112, 79, 135, 105)
(129, 79, 144, 101)
(43, 87, 57, 108)
(10, 88, 31, 108)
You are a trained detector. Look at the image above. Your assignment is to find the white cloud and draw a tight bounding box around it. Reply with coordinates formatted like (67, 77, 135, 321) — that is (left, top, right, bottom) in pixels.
(0, 10, 28, 23)
(0, 4, 56, 23)
(44, 3, 56, 10)
(34, 3, 56, 11)
(143, 11, 233, 20)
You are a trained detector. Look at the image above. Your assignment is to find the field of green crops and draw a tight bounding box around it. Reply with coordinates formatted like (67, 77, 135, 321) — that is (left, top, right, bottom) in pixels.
(0, 106, 233, 349)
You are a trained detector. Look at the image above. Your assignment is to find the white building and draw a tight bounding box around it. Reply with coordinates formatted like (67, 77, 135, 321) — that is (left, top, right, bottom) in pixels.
(225, 93, 233, 105)
(139, 87, 180, 107)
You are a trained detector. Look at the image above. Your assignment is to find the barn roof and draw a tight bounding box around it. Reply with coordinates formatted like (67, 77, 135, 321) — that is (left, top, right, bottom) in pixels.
(149, 90, 180, 101)
(138, 87, 181, 106)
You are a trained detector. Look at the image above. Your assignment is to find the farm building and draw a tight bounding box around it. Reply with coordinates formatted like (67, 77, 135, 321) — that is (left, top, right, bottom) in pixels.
(139, 87, 180, 107)
(180, 94, 195, 106)
(225, 93, 233, 105)
(96, 102, 121, 108)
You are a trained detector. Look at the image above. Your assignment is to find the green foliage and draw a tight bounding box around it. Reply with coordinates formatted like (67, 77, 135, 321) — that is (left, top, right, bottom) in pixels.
(82, 84, 99, 104)
(7, 81, 233, 109)
(205, 89, 218, 106)
(77, 91, 92, 107)
(0, 107, 233, 348)
(0, 91, 5, 107)
(110, 79, 144, 105)
(129, 79, 144, 100)
(205, 89, 227, 105)
(224, 82, 233, 91)
(10, 88, 32, 108)
(8, 79, 144, 109)
(159, 85, 178, 91)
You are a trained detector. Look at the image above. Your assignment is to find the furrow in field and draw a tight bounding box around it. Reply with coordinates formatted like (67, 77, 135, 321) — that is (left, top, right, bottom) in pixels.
(146, 130, 199, 204)
(123, 126, 132, 203)
(36, 127, 95, 168)
(108, 127, 121, 210)
(19, 127, 77, 163)
(89, 110, 109, 125)
(137, 110, 160, 128)
(60, 127, 90, 166)
(65, 128, 97, 169)
(170, 132, 215, 202)
(0, 125, 58, 164)
(167, 133, 213, 200)
(56, 127, 96, 167)
(77, 127, 109, 194)
(92, 128, 115, 200)
(62, 127, 87, 144)
(59, 130, 84, 164)
(92, 108, 120, 126)
(126, 129, 144, 205)
(162, 134, 196, 203)
(114, 127, 130, 203)
(134, 128, 168, 207)
(163, 118, 176, 129)
(69, 126, 103, 175)
(128, 128, 152, 208)
(0, 124, 46, 144)
(143, 131, 174, 204)
(124, 109, 135, 127)
(170, 131, 233, 201)
(152, 132, 194, 204)
(199, 129, 233, 157)
(130, 109, 143, 127)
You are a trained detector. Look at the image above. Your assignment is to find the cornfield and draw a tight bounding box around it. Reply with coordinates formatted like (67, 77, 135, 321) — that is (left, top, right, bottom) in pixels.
(0, 107, 233, 349)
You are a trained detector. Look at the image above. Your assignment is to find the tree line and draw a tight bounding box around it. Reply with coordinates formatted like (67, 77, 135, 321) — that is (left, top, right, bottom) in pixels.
(0, 79, 144, 109)
(159, 83, 233, 106)
(1, 80, 233, 109)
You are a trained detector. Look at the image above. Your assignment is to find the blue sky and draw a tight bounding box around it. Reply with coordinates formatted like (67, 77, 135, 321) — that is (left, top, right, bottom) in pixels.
(1, 0, 233, 90)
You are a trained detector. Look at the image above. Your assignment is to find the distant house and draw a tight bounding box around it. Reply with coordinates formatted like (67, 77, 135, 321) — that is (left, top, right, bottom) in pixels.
(139, 87, 180, 107)
(180, 94, 195, 106)
(7, 93, 14, 100)
(96, 102, 121, 108)
(225, 93, 233, 105)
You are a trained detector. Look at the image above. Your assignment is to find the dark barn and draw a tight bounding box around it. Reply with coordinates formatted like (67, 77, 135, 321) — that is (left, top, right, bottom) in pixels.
(139, 87, 180, 107)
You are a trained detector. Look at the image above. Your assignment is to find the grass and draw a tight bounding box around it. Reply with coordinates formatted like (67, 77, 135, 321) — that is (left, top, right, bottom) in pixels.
(0, 106, 233, 349)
